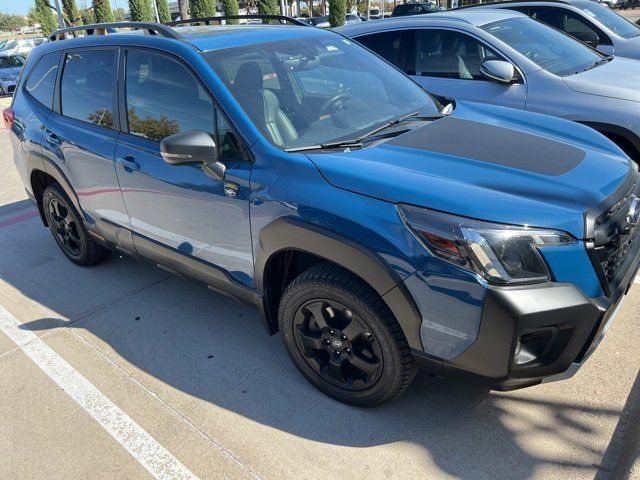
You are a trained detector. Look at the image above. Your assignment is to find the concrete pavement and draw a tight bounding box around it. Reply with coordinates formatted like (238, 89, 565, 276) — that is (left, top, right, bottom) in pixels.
(0, 94, 639, 479)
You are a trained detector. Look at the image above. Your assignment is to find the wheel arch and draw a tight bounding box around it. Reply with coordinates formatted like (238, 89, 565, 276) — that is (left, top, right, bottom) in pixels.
(579, 121, 640, 162)
(29, 157, 86, 227)
(255, 217, 424, 350)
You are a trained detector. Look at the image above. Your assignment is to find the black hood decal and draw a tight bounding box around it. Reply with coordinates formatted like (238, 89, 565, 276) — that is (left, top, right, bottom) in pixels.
(388, 117, 585, 176)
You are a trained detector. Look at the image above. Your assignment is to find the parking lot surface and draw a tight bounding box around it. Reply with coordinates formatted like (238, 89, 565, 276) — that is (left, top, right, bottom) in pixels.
(0, 94, 639, 479)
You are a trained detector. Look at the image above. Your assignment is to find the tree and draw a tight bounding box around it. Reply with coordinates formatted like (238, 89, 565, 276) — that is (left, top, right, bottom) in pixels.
(113, 7, 126, 20)
(258, 0, 279, 15)
(129, 0, 154, 21)
(0, 14, 27, 31)
(177, 0, 189, 20)
(156, 0, 172, 23)
(328, 0, 346, 26)
(222, 0, 239, 24)
(62, 0, 82, 25)
(93, 0, 114, 22)
(34, 0, 57, 36)
(189, 0, 215, 18)
(81, 8, 95, 23)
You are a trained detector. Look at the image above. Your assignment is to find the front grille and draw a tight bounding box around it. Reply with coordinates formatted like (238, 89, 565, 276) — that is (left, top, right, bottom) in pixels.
(590, 180, 640, 296)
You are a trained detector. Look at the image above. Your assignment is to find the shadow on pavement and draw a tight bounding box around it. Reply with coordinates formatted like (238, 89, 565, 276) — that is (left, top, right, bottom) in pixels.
(0, 199, 628, 479)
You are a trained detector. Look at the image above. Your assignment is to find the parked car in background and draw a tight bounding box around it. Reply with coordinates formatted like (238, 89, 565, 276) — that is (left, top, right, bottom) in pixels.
(308, 15, 330, 27)
(0, 54, 24, 95)
(0, 37, 45, 57)
(463, 0, 640, 59)
(392, 2, 442, 16)
(620, 0, 640, 8)
(8, 19, 639, 406)
(599, 0, 621, 9)
(338, 9, 640, 162)
(345, 13, 363, 24)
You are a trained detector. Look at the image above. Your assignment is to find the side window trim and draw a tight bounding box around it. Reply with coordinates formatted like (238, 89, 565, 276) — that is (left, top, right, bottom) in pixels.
(119, 47, 252, 162)
(55, 46, 120, 132)
(413, 26, 526, 84)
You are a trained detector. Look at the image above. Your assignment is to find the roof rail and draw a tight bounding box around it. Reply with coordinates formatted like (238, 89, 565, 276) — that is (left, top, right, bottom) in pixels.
(48, 22, 183, 42)
(453, 0, 569, 9)
(168, 14, 310, 27)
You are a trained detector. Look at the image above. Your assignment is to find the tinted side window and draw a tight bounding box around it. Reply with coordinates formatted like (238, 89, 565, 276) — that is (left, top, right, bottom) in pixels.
(125, 50, 214, 142)
(25, 52, 60, 109)
(60, 50, 116, 128)
(529, 7, 612, 45)
(356, 31, 406, 69)
(415, 29, 503, 80)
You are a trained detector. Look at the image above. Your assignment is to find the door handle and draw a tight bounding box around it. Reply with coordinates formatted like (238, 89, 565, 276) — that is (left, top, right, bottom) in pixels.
(116, 156, 140, 172)
(43, 129, 60, 147)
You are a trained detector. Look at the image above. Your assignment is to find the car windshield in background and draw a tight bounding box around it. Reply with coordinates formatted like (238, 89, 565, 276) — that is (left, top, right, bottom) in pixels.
(204, 36, 440, 150)
(0, 56, 24, 68)
(481, 17, 604, 76)
(0, 40, 18, 51)
(579, 2, 640, 38)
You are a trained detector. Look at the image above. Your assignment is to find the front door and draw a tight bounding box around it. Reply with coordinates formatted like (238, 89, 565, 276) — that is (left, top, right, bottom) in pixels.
(410, 28, 527, 110)
(114, 49, 254, 290)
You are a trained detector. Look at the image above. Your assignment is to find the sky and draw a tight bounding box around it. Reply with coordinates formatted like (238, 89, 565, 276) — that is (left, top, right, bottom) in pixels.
(2, 0, 128, 16)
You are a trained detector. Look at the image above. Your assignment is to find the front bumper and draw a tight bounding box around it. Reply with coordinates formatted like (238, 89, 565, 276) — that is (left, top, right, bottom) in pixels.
(0, 80, 16, 95)
(412, 258, 638, 390)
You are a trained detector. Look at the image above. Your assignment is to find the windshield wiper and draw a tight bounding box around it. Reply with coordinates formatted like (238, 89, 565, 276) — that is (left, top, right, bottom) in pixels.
(285, 111, 442, 153)
(586, 55, 613, 71)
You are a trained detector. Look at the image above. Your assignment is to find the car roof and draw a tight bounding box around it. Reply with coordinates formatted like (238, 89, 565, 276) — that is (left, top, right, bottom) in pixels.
(336, 8, 525, 34)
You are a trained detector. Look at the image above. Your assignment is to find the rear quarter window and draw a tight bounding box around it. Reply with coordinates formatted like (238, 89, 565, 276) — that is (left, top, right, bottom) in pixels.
(24, 52, 60, 110)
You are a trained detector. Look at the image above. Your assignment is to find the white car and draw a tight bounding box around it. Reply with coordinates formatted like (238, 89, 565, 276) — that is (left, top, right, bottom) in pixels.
(0, 38, 46, 57)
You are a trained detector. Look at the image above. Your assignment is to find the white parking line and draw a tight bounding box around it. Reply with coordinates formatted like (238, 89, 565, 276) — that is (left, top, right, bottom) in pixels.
(635, 275, 640, 285)
(0, 304, 200, 480)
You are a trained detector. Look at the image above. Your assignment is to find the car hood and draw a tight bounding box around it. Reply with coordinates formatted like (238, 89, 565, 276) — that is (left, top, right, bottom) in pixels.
(307, 101, 631, 239)
(562, 57, 640, 102)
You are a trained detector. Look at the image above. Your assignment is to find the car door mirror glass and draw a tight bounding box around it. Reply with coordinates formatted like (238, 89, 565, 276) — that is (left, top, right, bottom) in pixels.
(479, 60, 516, 84)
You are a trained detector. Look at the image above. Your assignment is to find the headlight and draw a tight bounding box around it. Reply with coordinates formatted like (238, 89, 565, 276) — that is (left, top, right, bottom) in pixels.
(398, 204, 576, 285)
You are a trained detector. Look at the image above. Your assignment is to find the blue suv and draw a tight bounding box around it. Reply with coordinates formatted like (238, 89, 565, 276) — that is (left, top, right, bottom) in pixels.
(6, 19, 640, 406)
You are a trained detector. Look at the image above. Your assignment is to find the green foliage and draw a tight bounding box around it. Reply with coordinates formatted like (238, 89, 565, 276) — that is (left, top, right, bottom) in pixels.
(62, 0, 81, 25)
(93, 0, 114, 22)
(328, 0, 346, 27)
(156, 0, 172, 23)
(128, 0, 154, 21)
(0, 13, 27, 31)
(81, 8, 95, 24)
(222, 0, 239, 24)
(258, 0, 279, 16)
(189, 0, 215, 18)
(34, 0, 58, 36)
(113, 7, 126, 20)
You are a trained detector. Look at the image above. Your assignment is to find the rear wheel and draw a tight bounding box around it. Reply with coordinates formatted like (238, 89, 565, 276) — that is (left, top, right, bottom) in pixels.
(279, 264, 417, 407)
(42, 184, 111, 266)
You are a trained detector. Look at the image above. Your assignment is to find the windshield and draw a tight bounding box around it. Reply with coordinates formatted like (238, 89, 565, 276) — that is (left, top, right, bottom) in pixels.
(481, 17, 604, 76)
(204, 35, 440, 150)
(0, 40, 18, 51)
(0, 55, 24, 69)
(579, 2, 640, 39)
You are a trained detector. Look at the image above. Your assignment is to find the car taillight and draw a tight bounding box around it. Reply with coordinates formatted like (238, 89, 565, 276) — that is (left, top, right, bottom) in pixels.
(3, 107, 14, 129)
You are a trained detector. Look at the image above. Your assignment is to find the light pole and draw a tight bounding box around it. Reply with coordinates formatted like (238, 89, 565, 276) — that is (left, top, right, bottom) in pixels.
(151, 0, 160, 22)
(52, 0, 65, 27)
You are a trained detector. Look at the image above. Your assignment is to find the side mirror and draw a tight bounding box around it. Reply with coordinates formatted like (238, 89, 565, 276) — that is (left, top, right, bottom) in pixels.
(160, 129, 225, 180)
(479, 60, 516, 84)
(572, 30, 600, 49)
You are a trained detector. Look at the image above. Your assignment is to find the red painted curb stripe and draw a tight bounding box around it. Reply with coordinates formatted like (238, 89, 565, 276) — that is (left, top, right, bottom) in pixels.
(0, 210, 38, 228)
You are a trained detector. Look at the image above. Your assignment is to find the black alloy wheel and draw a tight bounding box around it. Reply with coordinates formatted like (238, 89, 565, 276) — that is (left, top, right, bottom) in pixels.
(293, 298, 383, 391)
(48, 197, 82, 259)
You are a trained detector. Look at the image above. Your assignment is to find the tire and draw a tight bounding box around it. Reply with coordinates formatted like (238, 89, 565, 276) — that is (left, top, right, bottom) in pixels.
(42, 183, 111, 266)
(279, 263, 417, 407)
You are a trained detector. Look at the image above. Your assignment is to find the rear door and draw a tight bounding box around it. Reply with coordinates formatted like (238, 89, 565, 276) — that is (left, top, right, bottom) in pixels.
(42, 47, 134, 249)
(113, 48, 254, 290)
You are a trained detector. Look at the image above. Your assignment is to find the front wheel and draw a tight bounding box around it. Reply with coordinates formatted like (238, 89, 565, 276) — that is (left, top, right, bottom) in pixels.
(279, 264, 417, 407)
(42, 184, 111, 266)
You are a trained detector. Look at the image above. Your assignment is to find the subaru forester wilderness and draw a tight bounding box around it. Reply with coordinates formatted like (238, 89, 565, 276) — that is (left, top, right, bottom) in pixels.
(6, 18, 640, 406)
